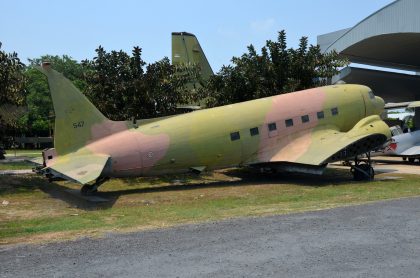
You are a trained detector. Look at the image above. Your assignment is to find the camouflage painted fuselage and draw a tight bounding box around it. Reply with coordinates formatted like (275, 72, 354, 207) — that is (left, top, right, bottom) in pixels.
(38, 65, 389, 184)
(85, 85, 385, 177)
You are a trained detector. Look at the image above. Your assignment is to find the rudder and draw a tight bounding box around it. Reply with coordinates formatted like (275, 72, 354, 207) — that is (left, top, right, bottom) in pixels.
(37, 62, 108, 155)
(172, 32, 213, 81)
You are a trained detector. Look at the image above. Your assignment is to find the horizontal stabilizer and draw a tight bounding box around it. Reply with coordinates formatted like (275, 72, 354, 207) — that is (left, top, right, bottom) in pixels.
(46, 153, 110, 184)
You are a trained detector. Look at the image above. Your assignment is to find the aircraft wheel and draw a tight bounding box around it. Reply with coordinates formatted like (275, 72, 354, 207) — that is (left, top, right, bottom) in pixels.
(353, 164, 374, 181)
(402, 157, 407, 161)
(81, 184, 98, 196)
(408, 158, 415, 163)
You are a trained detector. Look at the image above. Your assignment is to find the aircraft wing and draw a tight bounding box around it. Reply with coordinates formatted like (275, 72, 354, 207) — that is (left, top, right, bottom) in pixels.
(400, 144, 420, 156)
(45, 153, 110, 184)
(385, 101, 420, 109)
(258, 115, 390, 166)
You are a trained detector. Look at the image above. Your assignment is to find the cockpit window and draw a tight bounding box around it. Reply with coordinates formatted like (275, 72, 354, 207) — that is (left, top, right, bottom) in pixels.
(368, 91, 375, 99)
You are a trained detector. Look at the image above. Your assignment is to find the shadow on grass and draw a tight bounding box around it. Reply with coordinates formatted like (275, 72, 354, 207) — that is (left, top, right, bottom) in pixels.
(1, 167, 386, 211)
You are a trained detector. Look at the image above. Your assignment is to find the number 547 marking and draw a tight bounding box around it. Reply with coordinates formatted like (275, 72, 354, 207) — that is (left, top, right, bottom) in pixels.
(73, 121, 84, 129)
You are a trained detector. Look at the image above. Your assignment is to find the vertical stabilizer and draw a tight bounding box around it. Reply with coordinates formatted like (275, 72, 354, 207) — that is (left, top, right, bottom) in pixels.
(172, 32, 214, 81)
(37, 62, 108, 155)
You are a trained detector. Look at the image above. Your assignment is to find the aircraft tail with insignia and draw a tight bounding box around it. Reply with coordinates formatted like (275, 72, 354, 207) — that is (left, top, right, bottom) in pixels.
(172, 32, 213, 82)
(36, 63, 126, 187)
(37, 63, 108, 156)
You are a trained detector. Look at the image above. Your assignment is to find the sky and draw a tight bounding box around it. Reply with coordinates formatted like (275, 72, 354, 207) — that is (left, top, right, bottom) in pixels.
(0, 0, 395, 72)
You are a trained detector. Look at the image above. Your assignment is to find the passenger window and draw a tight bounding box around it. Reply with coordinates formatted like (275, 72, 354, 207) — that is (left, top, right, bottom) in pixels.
(331, 107, 338, 116)
(250, 127, 259, 136)
(301, 115, 309, 123)
(268, 123, 277, 131)
(317, 111, 324, 119)
(285, 119, 293, 127)
(230, 131, 240, 141)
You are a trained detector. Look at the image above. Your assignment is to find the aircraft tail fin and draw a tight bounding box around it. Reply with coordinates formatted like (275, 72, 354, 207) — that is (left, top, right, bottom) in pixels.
(37, 63, 108, 156)
(172, 32, 214, 81)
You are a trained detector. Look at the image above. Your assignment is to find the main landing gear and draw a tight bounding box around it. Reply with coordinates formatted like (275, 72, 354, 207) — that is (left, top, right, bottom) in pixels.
(81, 177, 109, 196)
(349, 153, 375, 181)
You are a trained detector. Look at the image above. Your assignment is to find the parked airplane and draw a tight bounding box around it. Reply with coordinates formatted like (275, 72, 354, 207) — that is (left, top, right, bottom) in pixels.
(372, 100, 420, 162)
(36, 63, 390, 194)
(374, 125, 420, 163)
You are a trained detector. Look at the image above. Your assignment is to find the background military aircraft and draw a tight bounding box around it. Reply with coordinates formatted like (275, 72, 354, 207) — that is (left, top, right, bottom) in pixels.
(171, 32, 213, 82)
(36, 61, 390, 195)
(377, 126, 420, 162)
(372, 101, 420, 162)
(172, 32, 213, 110)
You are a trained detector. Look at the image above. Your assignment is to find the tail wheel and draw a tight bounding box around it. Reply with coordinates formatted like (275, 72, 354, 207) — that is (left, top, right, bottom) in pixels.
(80, 177, 109, 196)
(81, 184, 98, 196)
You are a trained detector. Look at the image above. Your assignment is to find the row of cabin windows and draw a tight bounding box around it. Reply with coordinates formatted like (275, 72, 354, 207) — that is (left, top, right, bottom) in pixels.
(230, 127, 259, 141)
(230, 107, 339, 141)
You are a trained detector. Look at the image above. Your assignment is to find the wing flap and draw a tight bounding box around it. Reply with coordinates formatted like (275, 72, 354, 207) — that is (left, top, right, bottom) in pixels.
(46, 153, 110, 184)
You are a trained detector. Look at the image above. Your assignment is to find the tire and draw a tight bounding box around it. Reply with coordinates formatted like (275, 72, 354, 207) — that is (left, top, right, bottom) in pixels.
(353, 164, 374, 181)
(81, 184, 97, 196)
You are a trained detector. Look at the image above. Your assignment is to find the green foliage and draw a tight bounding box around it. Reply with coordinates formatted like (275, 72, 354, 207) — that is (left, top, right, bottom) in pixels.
(0, 43, 27, 142)
(82, 46, 200, 120)
(0, 43, 26, 105)
(2, 29, 348, 140)
(28, 55, 87, 91)
(202, 30, 348, 107)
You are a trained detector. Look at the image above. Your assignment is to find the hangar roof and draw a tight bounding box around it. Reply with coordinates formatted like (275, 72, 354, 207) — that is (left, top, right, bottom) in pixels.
(318, 0, 420, 71)
(333, 67, 420, 103)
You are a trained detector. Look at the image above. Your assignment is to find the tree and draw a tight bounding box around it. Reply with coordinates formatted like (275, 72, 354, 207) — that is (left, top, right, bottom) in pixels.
(0, 42, 26, 144)
(82, 46, 200, 120)
(0, 43, 26, 105)
(202, 30, 348, 107)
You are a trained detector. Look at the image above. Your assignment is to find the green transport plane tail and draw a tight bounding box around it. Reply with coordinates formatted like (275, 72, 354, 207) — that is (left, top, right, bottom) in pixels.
(36, 62, 108, 155)
(172, 32, 214, 82)
(172, 32, 214, 109)
(36, 62, 112, 185)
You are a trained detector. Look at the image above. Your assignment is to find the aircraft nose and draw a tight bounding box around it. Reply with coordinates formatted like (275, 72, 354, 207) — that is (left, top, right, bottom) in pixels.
(376, 96, 385, 109)
(375, 96, 385, 114)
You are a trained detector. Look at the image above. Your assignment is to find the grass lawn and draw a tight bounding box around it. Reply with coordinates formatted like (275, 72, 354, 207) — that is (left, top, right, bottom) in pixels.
(1, 168, 420, 245)
(4, 149, 42, 158)
(0, 161, 35, 170)
(0, 149, 41, 170)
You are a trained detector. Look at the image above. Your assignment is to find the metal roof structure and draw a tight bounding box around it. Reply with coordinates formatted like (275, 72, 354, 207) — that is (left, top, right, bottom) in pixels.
(318, 0, 420, 128)
(332, 67, 420, 103)
(318, 0, 420, 71)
